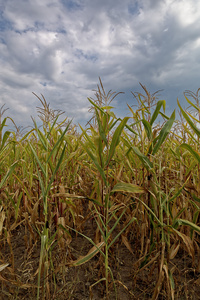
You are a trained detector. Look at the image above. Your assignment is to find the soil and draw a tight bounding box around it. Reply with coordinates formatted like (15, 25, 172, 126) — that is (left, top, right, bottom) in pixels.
(1, 215, 200, 300)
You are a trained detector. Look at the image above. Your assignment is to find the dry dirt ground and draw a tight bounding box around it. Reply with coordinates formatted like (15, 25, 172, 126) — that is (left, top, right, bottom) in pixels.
(1, 216, 200, 300)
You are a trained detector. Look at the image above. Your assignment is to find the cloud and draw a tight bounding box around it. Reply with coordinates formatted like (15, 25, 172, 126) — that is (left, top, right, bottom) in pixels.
(0, 0, 200, 129)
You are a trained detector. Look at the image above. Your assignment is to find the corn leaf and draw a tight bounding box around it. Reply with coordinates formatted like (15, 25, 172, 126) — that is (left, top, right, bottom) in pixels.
(95, 108, 108, 146)
(112, 182, 146, 194)
(60, 223, 106, 258)
(132, 146, 153, 170)
(19, 128, 35, 142)
(191, 194, 200, 204)
(35, 164, 45, 198)
(32, 119, 48, 151)
(80, 141, 107, 185)
(88, 98, 106, 115)
(150, 100, 165, 125)
(108, 216, 137, 249)
(0, 263, 9, 272)
(107, 209, 127, 238)
(173, 219, 200, 234)
(47, 120, 72, 164)
(28, 141, 46, 177)
(0, 117, 7, 130)
(0, 161, 18, 189)
(70, 241, 105, 266)
(177, 99, 200, 137)
(46, 116, 59, 139)
(106, 117, 129, 166)
(46, 143, 67, 195)
(171, 227, 195, 258)
(152, 110, 175, 155)
(185, 95, 200, 111)
(142, 119, 152, 141)
(179, 143, 200, 164)
(0, 131, 11, 151)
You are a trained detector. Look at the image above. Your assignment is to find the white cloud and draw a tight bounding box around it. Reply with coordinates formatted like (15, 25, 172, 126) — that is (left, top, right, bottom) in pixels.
(0, 0, 200, 129)
(168, 0, 200, 27)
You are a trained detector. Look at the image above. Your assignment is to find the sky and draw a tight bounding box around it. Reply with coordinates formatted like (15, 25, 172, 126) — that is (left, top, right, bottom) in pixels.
(1, 0, 200, 130)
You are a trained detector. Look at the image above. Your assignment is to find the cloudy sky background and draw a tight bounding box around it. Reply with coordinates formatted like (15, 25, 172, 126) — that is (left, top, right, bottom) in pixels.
(1, 0, 200, 129)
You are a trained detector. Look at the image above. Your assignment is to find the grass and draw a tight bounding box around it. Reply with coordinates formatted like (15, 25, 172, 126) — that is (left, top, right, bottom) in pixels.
(0, 81, 200, 299)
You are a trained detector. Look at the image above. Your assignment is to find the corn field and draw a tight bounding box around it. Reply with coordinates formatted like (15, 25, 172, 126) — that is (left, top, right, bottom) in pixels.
(0, 81, 200, 299)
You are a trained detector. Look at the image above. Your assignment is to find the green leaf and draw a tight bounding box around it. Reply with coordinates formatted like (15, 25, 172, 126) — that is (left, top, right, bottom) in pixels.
(177, 99, 200, 137)
(108, 216, 137, 249)
(168, 185, 185, 203)
(0, 161, 18, 189)
(112, 184, 163, 227)
(19, 128, 35, 143)
(71, 241, 105, 266)
(46, 116, 59, 139)
(186, 110, 200, 123)
(138, 94, 150, 114)
(32, 119, 48, 151)
(132, 146, 153, 170)
(191, 194, 200, 204)
(0, 117, 7, 130)
(80, 141, 107, 185)
(173, 219, 200, 233)
(92, 208, 106, 239)
(95, 109, 108, 146)
(47, 120, 72, 164)
(46, 143, 67, 195)
(159, 111, 170, 120)
(152, 110, 175, 155)
(93, 135, 104, 168)
(0, 131, 11, 151)
(184, 95, 200, 111)
(108, 118, 118, 132)
(168, 270, 175, 290)
(106, 117, 129, 166)
(59, 223, 106, 260)
(88, 98, 106, 115)
(15, 191, 23, 220)
(35, 164, 45, 198)
(142, 119, 152, 141)
(150, 100, 166, 125)
(28, 141, 46, 177)
(124, 124, 137, 135)
(107, 209, 127, 239)
(179, 143, 200, 164)
(112, 182, 146, 194)
(79, 126, 96, 151)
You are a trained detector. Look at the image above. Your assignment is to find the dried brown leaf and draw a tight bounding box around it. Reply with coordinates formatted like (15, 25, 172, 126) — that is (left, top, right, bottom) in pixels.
(51, 193, 86, 199)
(0, 206, 5, 235)
(169, 242, 180, 260)
(0, 263, 9, 272)
(31, 200, 39, 226)
(172, 229, 195, 260)
(69, 241, 105, 267)
(121, 234, 134, 255)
